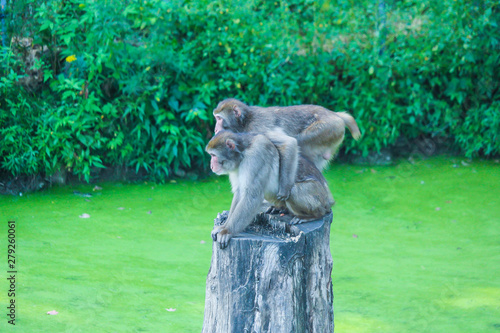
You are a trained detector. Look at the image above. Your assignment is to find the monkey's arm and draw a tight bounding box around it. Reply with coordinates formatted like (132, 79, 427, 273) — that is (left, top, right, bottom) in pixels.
(227, 190, 241, 219)
(211, 190, 241, 242)
(213, 189, 264, 249)
(266, 129, 299, 200)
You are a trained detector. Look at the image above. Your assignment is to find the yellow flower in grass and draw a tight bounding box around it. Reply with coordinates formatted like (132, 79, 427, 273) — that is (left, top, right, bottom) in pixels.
(66, 55, 77, 63)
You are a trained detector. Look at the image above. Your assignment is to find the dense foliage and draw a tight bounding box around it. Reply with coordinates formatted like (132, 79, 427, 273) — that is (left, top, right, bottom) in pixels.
(1, 0, 498, 181)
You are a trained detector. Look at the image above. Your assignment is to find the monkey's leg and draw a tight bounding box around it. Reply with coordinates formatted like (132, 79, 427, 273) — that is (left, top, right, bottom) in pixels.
(286, 181, 332, 225)
(297, 115, 346, 170)
(266, 130, 299, 200)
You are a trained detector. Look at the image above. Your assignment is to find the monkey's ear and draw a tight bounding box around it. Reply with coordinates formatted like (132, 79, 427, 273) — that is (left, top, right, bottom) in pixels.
(233, 105, 242, 118)
(226, 139, 236, 150)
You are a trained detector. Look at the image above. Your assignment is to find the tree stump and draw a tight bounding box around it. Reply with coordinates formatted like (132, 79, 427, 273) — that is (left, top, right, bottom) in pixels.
(202, 211, 334, 333)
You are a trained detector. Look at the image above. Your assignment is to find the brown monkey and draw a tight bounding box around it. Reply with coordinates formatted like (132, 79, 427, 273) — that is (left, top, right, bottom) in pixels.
(213, 98, 361, 172)
(206, 131, 334, 249)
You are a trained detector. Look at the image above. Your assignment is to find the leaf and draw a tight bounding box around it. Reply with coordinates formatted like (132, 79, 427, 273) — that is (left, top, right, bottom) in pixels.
(92, 159, 105, 168)
(168, 98, 179, 112)
(151, 99, 159, 112)
(39, 21, 51, 32)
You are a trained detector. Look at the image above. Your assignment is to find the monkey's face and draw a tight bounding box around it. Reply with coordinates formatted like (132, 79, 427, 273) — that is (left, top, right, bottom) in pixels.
(214, 114, 226, 134)
(213, 99, 244, 134)
(206, 149, 239, 175)
(206, 133, 241, 175)
(207, 151, 225, 174)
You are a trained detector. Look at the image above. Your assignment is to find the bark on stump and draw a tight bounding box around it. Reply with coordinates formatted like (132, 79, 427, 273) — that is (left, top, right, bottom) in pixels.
(202, 212, 334, 333)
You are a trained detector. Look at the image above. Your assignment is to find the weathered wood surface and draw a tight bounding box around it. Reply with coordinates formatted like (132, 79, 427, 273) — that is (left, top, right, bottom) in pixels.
(202, 212, 334, 333)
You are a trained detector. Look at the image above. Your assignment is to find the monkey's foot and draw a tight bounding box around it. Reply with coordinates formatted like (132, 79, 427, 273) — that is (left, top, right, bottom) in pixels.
(290, 216, 316, 225)
(265, 206, 289, 215)
(265, 206, 280, 214)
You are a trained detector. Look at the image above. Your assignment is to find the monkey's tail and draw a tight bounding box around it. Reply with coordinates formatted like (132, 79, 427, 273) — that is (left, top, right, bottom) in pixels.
(336, 112, 361, 140)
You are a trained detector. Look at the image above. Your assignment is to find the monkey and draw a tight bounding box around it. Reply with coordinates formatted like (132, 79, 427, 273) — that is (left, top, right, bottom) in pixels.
(213, 98, 361, 190)
(206, 130, 334, 249)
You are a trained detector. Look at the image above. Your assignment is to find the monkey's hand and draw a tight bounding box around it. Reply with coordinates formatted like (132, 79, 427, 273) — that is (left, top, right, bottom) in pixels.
(217, 229, 233, 249)
(211, 226, 224, 241)
(211, 227, 232, 249)
(276, 186, 292, 201)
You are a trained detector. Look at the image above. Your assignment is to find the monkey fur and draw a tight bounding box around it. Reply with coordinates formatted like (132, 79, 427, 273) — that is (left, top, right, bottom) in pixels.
(213, 98, 361, 172)
(206, 131, 334, 249)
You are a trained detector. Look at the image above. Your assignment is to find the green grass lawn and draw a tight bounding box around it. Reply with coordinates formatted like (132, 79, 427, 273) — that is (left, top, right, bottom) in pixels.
(0, 156, 498, 332)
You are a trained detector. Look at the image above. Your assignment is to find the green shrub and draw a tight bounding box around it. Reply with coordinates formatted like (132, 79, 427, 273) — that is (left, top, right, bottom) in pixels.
(0, 0, 498, 182)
